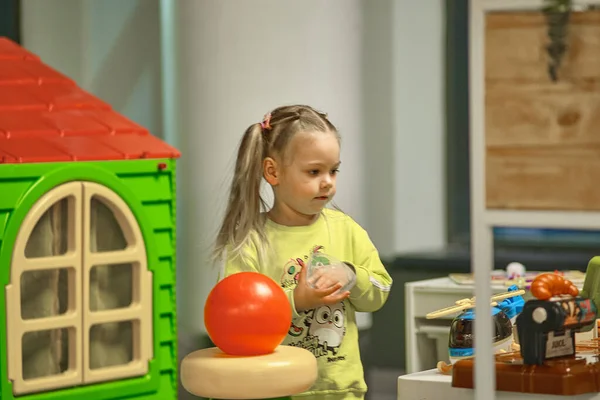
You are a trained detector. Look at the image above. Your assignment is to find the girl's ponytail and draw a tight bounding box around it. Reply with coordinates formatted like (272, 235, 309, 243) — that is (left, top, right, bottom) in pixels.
(214, 123, 267, 263)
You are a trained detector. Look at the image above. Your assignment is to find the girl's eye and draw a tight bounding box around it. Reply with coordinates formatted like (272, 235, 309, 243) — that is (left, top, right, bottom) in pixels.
(309, 170, 319, 175)
(331, 169, 340, 175)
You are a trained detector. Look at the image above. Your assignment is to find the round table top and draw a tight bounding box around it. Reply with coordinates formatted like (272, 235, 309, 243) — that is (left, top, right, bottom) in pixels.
(180, 345, 318, 399)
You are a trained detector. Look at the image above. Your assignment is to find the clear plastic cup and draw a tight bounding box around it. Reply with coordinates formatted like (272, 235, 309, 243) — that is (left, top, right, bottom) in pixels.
(306, 251, 357, 293)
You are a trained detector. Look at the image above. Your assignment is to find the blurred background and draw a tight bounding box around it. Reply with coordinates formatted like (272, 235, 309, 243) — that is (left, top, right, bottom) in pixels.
(4, 0, 600, 399)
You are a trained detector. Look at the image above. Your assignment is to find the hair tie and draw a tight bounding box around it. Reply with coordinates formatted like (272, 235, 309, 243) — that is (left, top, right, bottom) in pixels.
(260, 113, 272, 130)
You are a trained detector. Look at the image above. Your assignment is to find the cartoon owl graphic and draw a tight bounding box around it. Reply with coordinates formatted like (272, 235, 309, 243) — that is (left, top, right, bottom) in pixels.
(307, 303, 346, 352)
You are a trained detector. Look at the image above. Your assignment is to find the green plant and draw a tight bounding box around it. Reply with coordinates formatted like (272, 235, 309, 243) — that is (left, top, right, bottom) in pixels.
(543, 0, 573, 81)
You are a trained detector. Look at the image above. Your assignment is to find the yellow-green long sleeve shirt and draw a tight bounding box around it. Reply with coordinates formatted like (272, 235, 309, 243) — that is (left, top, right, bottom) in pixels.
(221, 208, 393, 399)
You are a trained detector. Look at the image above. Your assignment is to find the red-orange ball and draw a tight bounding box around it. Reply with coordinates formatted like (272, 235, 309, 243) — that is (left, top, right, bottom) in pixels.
(204, 271, 292, 356)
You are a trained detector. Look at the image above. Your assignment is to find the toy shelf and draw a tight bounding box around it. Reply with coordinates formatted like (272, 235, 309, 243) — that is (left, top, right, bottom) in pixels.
(469, 0, 600, 399)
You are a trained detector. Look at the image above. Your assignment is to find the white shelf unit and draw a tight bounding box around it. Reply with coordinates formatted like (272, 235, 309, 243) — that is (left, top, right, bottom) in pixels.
(469, 1, 600, 399)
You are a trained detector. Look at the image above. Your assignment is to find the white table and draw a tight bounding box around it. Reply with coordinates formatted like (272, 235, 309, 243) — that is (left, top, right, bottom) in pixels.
(397, 369, 600, 400)
(404, 277, 511, 373)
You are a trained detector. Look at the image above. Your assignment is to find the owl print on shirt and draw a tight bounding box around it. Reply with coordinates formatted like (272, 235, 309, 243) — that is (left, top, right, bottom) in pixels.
(280, 246, 347, 362)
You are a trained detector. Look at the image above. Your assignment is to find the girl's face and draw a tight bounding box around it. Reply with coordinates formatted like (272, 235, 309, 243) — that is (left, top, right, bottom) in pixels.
(269, 130, 340, 226)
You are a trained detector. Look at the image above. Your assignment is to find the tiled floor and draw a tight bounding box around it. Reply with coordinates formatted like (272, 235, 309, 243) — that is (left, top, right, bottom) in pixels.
(367, 367, 403, 400)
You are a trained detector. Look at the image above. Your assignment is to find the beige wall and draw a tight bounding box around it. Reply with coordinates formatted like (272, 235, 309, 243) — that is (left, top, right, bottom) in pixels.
(20, 0, 447, 336)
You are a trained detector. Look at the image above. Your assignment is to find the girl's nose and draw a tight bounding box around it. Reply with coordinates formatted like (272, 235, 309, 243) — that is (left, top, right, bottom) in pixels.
(321, 176, 333, 188)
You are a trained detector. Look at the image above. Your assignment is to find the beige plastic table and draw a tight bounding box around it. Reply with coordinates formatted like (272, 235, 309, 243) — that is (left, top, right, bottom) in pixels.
(180, 345, 318, 399)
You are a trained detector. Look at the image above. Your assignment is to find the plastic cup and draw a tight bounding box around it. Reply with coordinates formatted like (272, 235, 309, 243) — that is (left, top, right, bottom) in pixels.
(306, 251, 356, 293)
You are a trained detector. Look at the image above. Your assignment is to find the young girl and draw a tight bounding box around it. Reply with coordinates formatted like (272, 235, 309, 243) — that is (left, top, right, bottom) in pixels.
(214, 104, 393, 399)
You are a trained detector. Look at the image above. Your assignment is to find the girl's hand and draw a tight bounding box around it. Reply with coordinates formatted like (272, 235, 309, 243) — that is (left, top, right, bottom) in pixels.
(293, 263, 350, 312)
(308, 262, 356, 292)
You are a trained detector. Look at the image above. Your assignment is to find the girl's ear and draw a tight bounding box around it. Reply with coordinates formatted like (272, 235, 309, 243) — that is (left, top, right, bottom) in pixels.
(263, 157, 279, 186)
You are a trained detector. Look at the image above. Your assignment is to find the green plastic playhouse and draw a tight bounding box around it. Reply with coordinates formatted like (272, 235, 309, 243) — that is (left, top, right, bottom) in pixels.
(0, 37, 180, 399)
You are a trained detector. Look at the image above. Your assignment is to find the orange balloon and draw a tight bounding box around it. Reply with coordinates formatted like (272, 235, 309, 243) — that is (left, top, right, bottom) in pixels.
(204, 272, 292, 356)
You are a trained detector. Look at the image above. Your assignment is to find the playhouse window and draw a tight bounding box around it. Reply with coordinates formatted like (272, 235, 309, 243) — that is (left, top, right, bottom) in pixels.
(21, 268, 70, 319)
(22, 328, 70, 380)
(89, 263, 133, 311)
(6, 182, 152, 396)
(90, 197, 128, 252)
(25, 197, 69, 258)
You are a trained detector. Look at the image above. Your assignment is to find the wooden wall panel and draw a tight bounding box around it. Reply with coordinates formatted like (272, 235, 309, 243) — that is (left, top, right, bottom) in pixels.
(485, 11, 600, 210)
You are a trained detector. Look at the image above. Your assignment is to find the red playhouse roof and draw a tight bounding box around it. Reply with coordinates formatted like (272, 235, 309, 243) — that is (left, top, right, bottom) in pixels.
(0, 37, 181, 164)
